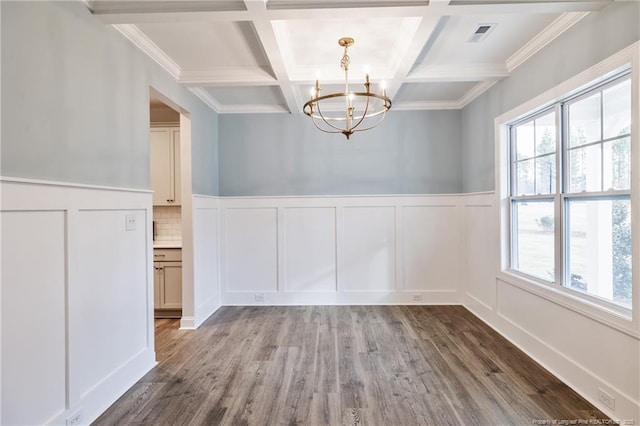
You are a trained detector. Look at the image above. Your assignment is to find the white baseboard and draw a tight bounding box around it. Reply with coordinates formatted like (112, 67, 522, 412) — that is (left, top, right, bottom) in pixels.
(223, 290, 461, 306)
(179, 316, 196, 330)
(49, 349, 156, 426)
(468, 302, 639, 420)
(195, 297, 222, 328)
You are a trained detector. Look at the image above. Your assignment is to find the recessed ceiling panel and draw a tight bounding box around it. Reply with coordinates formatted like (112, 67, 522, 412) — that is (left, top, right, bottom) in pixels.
(273, 17, 421, 81)
(136, 21, 270, 70)
(450, 0, 587, 4)
(267, 0, 428, 9)
(395, 82, 478, 102)
(205, 86, 286, 106)
(416, 13, 558, 66)
(93, 0, 247, 13)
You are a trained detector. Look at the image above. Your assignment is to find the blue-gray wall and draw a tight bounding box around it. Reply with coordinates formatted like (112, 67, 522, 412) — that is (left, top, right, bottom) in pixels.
(1, 1, 219, 195)
(461, 1, 640, 193)
(219, 110, 462, 195)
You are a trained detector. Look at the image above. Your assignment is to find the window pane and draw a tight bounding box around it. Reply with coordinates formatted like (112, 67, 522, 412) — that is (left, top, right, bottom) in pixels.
(569, 92, 601, 147)
(512, 200, 555, 281)
(568, 144, 602, 193)
(515, 159, 534, 195)
(535, 113, 556, 156)
(603, 78, 631, 139)
(567, 198, 631, 308)
(516, 122, 534, 159)
(603, 137, 630, 190)
(535, 154, 555, 194)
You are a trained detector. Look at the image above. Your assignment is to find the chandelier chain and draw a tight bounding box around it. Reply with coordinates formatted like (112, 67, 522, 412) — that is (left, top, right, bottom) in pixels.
(340, 47, 350, 72)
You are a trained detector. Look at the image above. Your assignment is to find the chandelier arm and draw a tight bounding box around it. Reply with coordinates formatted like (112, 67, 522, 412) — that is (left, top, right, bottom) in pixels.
(349, 94, 392, 121)
(315, 101, 347, 132)
(352, 108, 390, 133)
(310, 115, 341, 134)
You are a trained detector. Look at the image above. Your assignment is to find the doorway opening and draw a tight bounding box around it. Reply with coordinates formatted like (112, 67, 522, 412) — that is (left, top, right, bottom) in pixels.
(149, 88, 192, 335)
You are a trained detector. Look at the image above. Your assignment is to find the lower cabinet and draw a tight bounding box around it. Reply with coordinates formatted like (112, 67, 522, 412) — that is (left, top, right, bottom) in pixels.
(153, 248, 182, 318)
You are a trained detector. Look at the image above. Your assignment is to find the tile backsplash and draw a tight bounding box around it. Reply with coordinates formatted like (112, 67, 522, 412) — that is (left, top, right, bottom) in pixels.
(153, 206, 182, 241)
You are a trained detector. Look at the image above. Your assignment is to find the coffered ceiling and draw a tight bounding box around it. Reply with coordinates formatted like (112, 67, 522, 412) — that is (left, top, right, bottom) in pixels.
(86, 0, 611, 114)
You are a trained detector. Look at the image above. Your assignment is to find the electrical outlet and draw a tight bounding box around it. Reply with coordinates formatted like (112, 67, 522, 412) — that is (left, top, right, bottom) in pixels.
(66, 409, 83, 426)
(598, 388, 615, 411)
(125, 213, 137, 231)
(254, 293, 265, 302)
(411, 293, 423, 302)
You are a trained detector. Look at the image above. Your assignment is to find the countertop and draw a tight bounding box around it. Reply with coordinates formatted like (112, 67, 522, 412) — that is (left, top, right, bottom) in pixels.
(153, 241, 182, 249)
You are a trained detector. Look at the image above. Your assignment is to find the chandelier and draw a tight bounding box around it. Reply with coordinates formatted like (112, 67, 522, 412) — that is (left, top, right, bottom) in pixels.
(303, 37, 392, 140)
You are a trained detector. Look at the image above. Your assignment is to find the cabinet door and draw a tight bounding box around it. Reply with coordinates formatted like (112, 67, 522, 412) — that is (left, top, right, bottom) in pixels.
(161, 261, 182, 309)
(150, 129, 173, 206)
(153, 263, 162, 309)
(172, 129, 181, 205)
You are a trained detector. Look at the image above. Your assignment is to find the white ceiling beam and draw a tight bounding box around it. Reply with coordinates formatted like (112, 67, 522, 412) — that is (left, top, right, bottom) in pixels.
(385, 14, 445, 100)
(93, 1, 608, 24)
(244, 0, 301, 114)
(93, 10, 252, 24)
(441, 1, 609, 15)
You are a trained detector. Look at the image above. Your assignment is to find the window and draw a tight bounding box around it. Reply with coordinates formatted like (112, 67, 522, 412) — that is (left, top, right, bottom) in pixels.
(509, 71, 632, 310)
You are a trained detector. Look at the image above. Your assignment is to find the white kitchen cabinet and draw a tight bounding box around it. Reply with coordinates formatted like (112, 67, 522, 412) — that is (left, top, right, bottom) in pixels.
(150, 127, 181, 206)
(153, 248, 182, 316)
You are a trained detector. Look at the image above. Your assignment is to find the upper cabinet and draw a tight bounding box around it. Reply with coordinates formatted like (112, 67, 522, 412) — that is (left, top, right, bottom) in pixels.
(150, 127, 181, 206)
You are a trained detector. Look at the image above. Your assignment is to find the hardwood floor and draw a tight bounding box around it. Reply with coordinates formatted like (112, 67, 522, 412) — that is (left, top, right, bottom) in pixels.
(94, 306, 607, 425)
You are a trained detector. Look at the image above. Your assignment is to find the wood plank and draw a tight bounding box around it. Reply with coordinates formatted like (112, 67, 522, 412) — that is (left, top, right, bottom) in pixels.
(94, 306, 608, 425)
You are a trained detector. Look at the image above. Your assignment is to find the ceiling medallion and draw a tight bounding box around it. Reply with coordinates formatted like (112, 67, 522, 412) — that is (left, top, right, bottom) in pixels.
(303, 37, 392, 140)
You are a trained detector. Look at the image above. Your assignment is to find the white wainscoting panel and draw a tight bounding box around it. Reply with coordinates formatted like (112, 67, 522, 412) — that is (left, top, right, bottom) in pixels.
(70, 209, 148, 401)
(461, 192, 640, 420)
(342, 206, 396, 292)
(464, 200, 497, 311)
(496, 279, 639, 419)
(225, 208, 278, 293)
(1, 210, 67, 425)
(283, 207, 336, 293)
(193, 196, 221, 327)
(0, 178, 156, 426)
(402, 205, 461, 292)
(220, 196, 465, 305)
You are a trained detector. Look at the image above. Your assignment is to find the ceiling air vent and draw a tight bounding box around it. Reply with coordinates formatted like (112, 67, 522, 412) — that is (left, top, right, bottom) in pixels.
(467, 23, 497, 43)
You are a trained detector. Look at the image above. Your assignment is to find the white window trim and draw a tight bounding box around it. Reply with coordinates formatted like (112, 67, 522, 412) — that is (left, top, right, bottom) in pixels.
(494, 41, 640, 339)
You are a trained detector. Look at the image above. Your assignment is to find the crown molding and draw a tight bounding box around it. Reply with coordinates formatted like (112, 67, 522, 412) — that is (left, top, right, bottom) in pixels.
(217, 104, 290, 114)
(187, 87, 222, 112)
(407, 63, 509, 82)
(79, 0, 94, 11)
(393, 101, 461, 110)
(391, 79, 497, 111)
(178, 67, 277, 86)
(458, 80, 497, 108)
(112, 24, 181, 79)
(506, 11, 590, 72)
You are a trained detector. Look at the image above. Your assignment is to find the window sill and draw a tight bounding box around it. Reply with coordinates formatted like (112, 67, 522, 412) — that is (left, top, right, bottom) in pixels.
(497, 269, 639, 340)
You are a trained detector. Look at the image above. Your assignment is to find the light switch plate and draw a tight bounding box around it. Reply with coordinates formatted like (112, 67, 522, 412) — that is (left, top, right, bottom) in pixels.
(125, 213, 137, 231)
